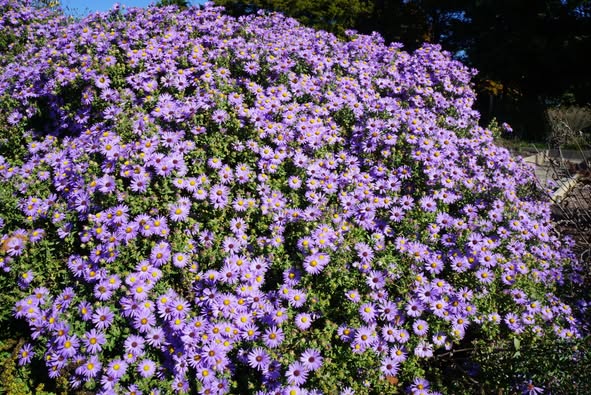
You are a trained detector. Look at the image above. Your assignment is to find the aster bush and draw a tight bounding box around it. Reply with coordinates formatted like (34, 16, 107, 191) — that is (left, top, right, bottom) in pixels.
(0, 1, 589, 394)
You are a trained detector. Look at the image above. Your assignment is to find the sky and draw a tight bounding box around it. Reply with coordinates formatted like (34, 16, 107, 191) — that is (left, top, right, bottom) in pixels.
(60, 0, 205, 16)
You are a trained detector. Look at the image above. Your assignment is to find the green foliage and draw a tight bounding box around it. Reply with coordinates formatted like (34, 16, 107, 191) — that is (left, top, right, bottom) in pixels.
(156, 0, 190, 8)
(214, 0, 373, 36)
(464, 335, 591, 394)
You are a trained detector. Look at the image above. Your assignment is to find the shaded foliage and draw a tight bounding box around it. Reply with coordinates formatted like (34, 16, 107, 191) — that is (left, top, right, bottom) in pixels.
(155, 0, 190, 8)
(214, 0, 372, 36)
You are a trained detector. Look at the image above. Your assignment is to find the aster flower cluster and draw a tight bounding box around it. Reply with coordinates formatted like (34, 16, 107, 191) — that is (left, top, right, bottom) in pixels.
(0, 0, 586, 393)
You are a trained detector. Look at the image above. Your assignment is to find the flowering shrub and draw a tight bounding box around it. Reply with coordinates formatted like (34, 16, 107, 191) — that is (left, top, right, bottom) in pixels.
(0, 1, 588, 394)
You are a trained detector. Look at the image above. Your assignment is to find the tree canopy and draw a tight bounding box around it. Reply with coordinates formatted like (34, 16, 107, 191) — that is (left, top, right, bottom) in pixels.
(213, 0, 372, 36)
(156, 0, 190, 8)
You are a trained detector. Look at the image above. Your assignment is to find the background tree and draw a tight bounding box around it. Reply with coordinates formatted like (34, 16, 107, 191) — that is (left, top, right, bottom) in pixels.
(214, 0, 372, 36)
(156, 0, 190, 8)
(448, 0, 591, 139)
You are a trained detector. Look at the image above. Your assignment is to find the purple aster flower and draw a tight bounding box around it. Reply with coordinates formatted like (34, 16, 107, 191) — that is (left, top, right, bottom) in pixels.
(5, 236, 25, 256)
(97, 175, 116, 193)
(137, 359, 156, 378)
(209, 184, 230, 209)
(391, 345, 408, 362)
(354, 325, 377, 350)
(240, 322, 260, 341)
(18, 270, 34, 289)
(476, 268, 494, 284)
(150, 242, 171, 267)
(244, 61, 260, 75)
(208, 157, 223, 169)
(146, 327, 166, 347)
(131, 280, 152, 302)
(303, 253, 329, 275)
(414, 341, 434, 358)
(262, 359, 282, 382)
(169, 202, 190, 222)
(230, 218, 248, 236)
(412, 319, 429, 336)
(433, 332, 448, 346)
(300, 348, 323, 371)
(359, 303, 377, 323)
(288, 176, 302, 189)
(295, 313, 313, 330)
(124, 334, 145, 356)
(7, 110, 23, 125)
(134, 309, 156, 333)
(410, 377, 431, 394)
(355, 242, 374, 264)
(286, 361, 309, 386)
(95, 74, 110, 89)
(57, 335, 80, 359)
(346, 289, 361, 303)
(196, 366, 215, 383)
(522, 380, 544, 395)
(366, 270, 385, 290)
(377, 299, 401, 322)
(201, 343, 225, 366)
(221, 237, 242, 255)
(76, 356, 101, 379)
(92, 306, 114, 330)
(247, 347, 270, 371)
(78, 301, 93, 321)
(394, 328, 410, 344)
(382, 325, 397, 343)
(212, 109, 228, 124)
(389, 207, 405, 222)
(234, 163, 251, 184)
(263, 326, 284, 348)
(218, 164, 234, 184)
(271, 307, 290, 325)
(419, 196, 437, 212)
(94, 282, 114, 301)
(170, 296, 190, 318)
(18, 343, 34, 366)
(29, 229, 45, 243)
(288, 289, 307, 308)
(380, 357, 400, 377)
(120, 296, 143, 319)
(130, 174, 149, 193)
(505, 312, 524, 333)
(406, 299, 425, 318)
(83, 329, 106, 354)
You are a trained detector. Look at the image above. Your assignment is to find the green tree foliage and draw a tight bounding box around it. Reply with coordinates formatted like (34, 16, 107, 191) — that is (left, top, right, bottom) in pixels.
(214, 0, 372, 36)
(156, 0, 190, 8)
(446, 0, 591, 138)
(356, 0, 461, 50)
